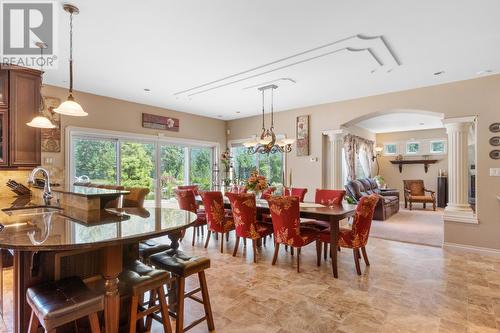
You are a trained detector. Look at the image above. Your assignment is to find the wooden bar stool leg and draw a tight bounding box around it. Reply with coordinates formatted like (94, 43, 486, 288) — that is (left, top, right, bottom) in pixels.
(198, 271, 215, 331)
(220, 233, 224, 253)
(176, 277, 186, 333)
(129, 295, 139, 333)
(145, 289, 157, 330)
(28, 311, 40, 333)
(323, 242, 328, 260)
(158, 287, 173, 333)
(252, 240, 257, 263)
(89, 312, 101, 333)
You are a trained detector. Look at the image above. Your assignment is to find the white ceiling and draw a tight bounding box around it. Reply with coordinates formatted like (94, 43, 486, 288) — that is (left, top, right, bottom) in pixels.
(42, 0, 500, 120)
(355, 112, 444, 133)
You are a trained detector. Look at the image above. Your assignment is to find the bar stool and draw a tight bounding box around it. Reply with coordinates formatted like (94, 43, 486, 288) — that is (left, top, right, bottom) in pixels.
(119, 260, 173, 333)
(139, 240, 171, 263)
(149, 250, 215, 333)
(26, 277, 103, 333)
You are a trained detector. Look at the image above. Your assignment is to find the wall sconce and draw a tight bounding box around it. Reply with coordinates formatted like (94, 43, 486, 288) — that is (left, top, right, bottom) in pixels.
(372, 146, 383, 161)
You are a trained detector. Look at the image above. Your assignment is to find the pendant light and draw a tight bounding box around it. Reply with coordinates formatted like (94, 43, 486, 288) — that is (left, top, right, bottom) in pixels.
(27, 42, 56, 129)
(243, 84, 294, 154)
(54, 4, 88, 117)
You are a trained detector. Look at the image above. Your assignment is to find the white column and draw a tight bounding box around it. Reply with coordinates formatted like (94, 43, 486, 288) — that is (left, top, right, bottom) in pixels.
(323, 130, 344, 189)
(442, 116, 478, 224)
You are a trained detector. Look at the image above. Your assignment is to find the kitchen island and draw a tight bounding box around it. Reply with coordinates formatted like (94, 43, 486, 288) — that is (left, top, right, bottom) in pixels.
(0, 195, 196, 333)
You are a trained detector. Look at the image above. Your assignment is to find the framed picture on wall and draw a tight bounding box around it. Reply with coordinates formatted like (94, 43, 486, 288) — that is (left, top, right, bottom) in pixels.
(296, 115, 309, 156)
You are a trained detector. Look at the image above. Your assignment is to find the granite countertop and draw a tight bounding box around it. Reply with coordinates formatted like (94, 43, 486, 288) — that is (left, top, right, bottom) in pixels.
(50, 186, 130, 197)
(0, 196, 196, 251)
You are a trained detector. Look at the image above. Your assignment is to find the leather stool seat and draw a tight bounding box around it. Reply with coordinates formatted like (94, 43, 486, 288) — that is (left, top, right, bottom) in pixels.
(26, 277, 103, 332)
(149, 250, 214, 333)
(119, 260, 171, 296)
(119, 260, 173, 333)
(139, 240, 171, 260)
(149, 249, 210, 277)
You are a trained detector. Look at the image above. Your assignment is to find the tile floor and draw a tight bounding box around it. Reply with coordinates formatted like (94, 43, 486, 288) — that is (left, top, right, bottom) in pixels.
(2, 229, 500, 332)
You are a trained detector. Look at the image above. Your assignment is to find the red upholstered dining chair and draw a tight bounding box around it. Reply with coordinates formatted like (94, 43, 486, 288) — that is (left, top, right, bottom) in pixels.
(200, 191, 235, 253)
(320, 194, 379, 275)
(174, 189, 207, 246)
(261, 187, 276, 200)
(301, 189, 346, 231)
(284, 187, 308, 202)
(177, 185, 199, 195)
(301, 189, 347, 259)
(225, 193, 273, 263)
(267, 196, 321, 272)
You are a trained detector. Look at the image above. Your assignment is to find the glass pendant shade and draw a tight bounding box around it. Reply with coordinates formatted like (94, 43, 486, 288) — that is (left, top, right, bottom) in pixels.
(54, 95, 88, 116)
(26, 116, 56, 129)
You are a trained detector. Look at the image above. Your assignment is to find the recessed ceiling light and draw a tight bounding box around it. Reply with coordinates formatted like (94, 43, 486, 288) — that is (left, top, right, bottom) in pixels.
(477, 69, 492, 75)
(236, 111, 241, 114)
(419, 122, 425, 125)
(144, 88, 150, 92)
(217, 115, 223, 118)
(433, 71, 445, 76)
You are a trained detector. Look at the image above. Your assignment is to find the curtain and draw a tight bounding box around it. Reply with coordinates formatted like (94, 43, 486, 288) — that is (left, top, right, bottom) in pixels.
(343, 134, 357, 181)
(343, 134, 375, 180)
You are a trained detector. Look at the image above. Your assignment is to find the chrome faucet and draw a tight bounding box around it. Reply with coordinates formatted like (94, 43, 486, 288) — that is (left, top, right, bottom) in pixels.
(28, 167, 53, 202)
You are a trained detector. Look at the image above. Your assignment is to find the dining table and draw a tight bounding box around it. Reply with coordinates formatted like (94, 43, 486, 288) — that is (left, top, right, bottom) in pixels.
(0, 196, 197, 333)
(196, 195, 356, 278)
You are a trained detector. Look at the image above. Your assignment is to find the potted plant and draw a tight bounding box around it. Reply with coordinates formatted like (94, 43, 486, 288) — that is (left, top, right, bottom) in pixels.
(373, 175, 385, 188)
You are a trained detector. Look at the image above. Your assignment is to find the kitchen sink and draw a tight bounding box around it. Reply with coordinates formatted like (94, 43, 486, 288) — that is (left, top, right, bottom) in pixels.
(2, 206, 63, 217)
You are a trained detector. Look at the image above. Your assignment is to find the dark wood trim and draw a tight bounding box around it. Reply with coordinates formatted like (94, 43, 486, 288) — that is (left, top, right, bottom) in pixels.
(0, 70, 8, 108)
(390, 159, 438, 173)
(0, 64, 42, 76)
(0, 108, 8, 166)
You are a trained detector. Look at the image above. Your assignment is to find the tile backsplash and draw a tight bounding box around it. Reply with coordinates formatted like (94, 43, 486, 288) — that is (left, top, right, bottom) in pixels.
(0, 170, 31, 197)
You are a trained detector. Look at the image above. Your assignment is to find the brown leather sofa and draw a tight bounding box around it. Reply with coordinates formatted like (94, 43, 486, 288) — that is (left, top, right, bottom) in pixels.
(345, 178, 400, 220)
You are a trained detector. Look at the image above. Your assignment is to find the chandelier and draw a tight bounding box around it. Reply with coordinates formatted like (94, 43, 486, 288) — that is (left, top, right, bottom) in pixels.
(243, 84, 294, 154)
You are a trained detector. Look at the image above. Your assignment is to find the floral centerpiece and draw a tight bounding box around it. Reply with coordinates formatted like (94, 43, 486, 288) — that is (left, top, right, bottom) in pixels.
(246, 170, 268, 197)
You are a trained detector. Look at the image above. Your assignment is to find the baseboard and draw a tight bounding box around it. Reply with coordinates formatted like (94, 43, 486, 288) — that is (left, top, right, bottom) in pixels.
(443, 242, 500, 256)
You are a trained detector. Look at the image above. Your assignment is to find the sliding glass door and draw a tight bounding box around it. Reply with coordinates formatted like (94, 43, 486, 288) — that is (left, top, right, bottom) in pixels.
(72, 137, 118, 185)
(120, 141, 156, 207)
(189, 147, 212, 191)
(160, 145, 185, 204)
(70, 131, 216, 208)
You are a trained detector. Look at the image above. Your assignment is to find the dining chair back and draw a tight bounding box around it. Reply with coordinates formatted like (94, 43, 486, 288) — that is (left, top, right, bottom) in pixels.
(267, 196, 321, 272)
(174, 189, 197, 213)
(261, 187, 276, 200)
(284, 187, 308, 202)
(350, 194, 379, 248)
(175, 189, 206, 246)
(315, 189, 346, 206)
(225, 193, 258, 238)
(177, 185, 199, 195)
(225, 192, 272, 262)
(200, 191, 235, 252)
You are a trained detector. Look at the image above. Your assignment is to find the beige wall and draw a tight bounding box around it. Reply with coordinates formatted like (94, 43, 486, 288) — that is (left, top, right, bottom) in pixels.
(40, 85, 227, 186)
(227, 74, 500, 250)
(376, 128, 448, 196)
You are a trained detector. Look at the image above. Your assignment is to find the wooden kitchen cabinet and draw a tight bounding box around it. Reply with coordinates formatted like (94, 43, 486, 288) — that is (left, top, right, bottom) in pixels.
(0, 65, 42, 168)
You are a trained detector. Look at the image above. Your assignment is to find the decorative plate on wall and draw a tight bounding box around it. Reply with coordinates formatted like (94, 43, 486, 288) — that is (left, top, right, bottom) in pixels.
(490, 150, 500, 159)
(490, 136, 500, 146)
(489, 123, 500, 133)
